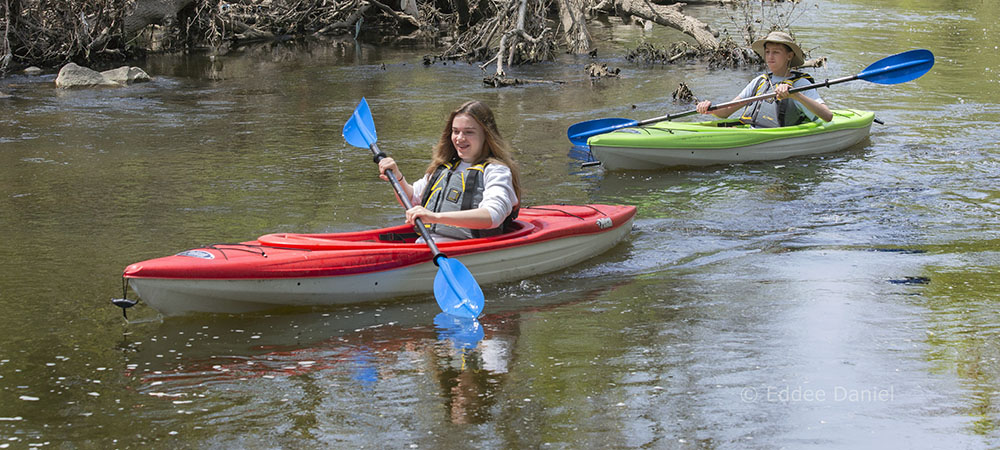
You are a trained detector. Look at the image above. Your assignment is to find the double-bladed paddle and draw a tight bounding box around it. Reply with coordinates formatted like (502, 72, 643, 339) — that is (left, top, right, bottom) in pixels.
(343, 98, 485, 319)
(567, 49, 935, 146)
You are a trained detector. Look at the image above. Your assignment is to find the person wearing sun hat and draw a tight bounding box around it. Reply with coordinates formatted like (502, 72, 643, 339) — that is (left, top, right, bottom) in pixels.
(696, 30, 833, 127)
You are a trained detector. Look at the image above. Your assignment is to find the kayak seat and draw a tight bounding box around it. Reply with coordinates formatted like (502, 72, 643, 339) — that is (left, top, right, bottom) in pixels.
(436, 220, 535, 249)
(715, 120, 748, 128)
(377, 231, 420, 243)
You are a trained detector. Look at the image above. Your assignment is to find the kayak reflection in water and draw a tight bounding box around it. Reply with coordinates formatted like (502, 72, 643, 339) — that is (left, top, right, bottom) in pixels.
(696, 31, 834, 127)
(377, 101, 522, 242)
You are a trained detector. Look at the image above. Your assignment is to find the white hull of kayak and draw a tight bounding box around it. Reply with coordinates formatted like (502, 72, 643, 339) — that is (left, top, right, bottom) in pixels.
(591, 126, 871, 170)
(129, 216, 633, 316)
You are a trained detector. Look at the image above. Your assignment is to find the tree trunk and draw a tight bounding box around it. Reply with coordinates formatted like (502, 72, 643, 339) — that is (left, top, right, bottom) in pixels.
(557, 0, 592, 54)
(491, 0, 549, 77)
(599, 0, 719, 49)
(124, 0, 196, 37)
(2, 0, 13, 73)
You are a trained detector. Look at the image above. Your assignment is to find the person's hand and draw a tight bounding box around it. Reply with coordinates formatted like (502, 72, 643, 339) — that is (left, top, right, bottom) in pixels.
(696, 100, 712, 114)
(404, 205, 437, 225)
(378, 157, 401, 182)
(774, 83, 794, 101)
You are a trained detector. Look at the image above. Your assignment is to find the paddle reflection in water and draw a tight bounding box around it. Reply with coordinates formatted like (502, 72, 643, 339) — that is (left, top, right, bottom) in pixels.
(349, 349, 379, 391)
(434, 312, 485, 351)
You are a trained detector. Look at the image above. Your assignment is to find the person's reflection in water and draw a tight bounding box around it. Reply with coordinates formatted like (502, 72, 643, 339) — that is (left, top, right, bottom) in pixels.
(432, 313, 516, 424)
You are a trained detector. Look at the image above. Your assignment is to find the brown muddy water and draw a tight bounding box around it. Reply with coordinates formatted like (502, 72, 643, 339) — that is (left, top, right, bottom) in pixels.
(1, 0, 999, 447)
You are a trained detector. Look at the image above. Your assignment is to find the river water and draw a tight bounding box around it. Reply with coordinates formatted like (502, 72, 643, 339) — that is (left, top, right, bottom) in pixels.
(2, 0, 998, 447)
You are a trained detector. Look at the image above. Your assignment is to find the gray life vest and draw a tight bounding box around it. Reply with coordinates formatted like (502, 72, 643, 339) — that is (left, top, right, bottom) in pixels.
(739, 71, 816, 128)
(419, 160, 518, 240)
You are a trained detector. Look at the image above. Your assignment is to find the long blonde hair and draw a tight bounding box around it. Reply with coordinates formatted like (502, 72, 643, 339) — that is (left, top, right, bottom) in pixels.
(426, 101, 522, 201)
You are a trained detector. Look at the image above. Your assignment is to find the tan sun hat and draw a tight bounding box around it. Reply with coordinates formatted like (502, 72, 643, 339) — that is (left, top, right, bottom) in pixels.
(751, 31, 805, 68)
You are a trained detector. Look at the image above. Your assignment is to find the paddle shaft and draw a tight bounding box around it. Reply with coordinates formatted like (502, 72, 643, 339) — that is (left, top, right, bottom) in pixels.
(638, 73, 864, 126)
(368, 143, 446, 260)
(626, 52, 929, 125)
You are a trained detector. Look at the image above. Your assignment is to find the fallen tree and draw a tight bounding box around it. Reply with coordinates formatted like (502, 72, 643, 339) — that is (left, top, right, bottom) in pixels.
(592, 0, 718, 49)
(434, 0, 721, 83)
(622, 0, 817, 69)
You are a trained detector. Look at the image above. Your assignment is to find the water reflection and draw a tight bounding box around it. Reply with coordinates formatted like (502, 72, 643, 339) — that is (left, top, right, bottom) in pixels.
(433, 313, 485, 350)
(431, 313, 495, 424)
(349, 349, 379, 390)
(567, 144, 599, 167)
(431, 313, 509, 425)
(115, 283, 625, 434)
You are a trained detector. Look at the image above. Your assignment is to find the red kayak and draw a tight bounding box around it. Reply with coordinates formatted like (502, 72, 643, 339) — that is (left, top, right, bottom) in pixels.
(122, 204, 636, 316)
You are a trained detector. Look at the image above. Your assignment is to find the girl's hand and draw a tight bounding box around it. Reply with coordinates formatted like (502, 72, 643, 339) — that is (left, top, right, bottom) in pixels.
(378, 157, 401, 182)
(404, 206, 437, 225)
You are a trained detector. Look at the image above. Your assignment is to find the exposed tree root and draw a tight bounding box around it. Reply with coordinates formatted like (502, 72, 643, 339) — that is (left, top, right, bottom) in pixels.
(482, 73, 564, 87)
(584, 62, 619, 78)
(671, 82, 694, 102)
(1, 0, 809, 82)
(627, 35, 819, 71)
(2, 0, 130, 72)
(437, 0, 555, 76)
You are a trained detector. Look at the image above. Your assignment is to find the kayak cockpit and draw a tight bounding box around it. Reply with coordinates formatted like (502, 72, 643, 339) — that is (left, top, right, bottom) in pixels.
(256, 220, 537, 250)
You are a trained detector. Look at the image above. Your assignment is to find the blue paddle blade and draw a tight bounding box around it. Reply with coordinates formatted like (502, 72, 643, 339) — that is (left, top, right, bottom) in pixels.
(433, 256, 484, 318)
(567, 117, 637, 145)
(343, 97, 378, 148)
(433, 312, 485, 350)
(858, 49, 934, 85)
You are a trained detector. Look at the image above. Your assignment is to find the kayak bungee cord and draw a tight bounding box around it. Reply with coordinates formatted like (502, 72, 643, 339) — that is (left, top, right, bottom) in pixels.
(522, 204, 608, 221)
(193, 243, 312, 261)
(203, 243, 270, 260)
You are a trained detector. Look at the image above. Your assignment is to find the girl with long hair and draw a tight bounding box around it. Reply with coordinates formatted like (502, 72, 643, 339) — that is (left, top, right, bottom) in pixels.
(378, 101, 522, 242)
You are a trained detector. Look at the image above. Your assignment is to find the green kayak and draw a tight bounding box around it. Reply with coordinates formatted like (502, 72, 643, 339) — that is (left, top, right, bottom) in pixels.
(587, 109, 875, 170)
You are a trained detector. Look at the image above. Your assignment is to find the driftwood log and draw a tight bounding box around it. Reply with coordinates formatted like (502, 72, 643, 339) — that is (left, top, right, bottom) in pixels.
(593, 0, 719, 49)
(123, 0, 196, 37)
